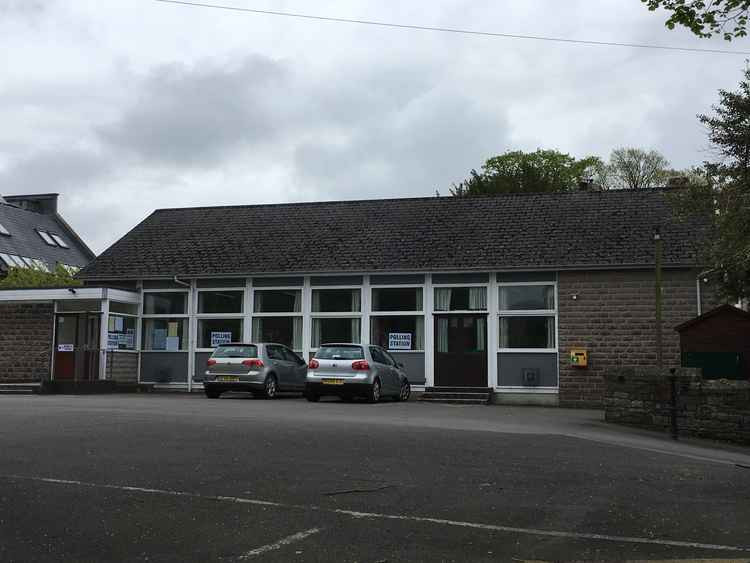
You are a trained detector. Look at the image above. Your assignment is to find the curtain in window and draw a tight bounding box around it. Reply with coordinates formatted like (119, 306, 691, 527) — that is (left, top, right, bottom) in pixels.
(469, 287, 486, 310)
(414, 317, 424, 350)
(312, 318, 322, 348)
(499, 317, 509, 348)
(544, 286, 555, 309)
(435, 288, 452, 311)
(476, 317, 486, 351)
(293, 291, 301, 313)
(312, 291, 321, 312)
(437, 317, 449, 353)
(351, 318, 361, 343)
(351, 290, 361, 312)
(499, 288, 509, 311)
(251, 318, 261, 341)
(290, 317, 301, 349)
(546, 316, 555, 348)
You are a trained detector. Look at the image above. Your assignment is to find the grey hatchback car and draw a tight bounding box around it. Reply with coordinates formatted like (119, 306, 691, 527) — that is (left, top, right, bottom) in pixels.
(305, 343, 411, 403)
(203, 343, 307, 399)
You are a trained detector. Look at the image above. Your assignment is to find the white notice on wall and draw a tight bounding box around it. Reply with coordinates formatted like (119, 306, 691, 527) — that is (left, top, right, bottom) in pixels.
(57, 344, 74, 352)
(388, 332, 412, 350)
(165, 336, 180, 352)
(210, 331, 233, 347)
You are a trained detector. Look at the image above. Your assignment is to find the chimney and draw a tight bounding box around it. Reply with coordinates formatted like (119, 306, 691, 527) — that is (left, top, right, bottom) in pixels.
(3, 193, 59, 215)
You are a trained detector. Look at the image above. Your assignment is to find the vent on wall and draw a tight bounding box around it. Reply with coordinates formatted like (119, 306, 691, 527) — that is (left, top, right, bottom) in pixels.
(522, 368, 540, 387)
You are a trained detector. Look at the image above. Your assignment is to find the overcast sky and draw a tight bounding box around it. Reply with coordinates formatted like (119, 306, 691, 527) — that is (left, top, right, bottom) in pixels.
(0, 0, 745, 254)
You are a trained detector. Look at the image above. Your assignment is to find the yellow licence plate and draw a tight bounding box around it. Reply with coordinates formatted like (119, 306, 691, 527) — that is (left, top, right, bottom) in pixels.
(217, 376, 240, 382)
(322, 378, 345, 385)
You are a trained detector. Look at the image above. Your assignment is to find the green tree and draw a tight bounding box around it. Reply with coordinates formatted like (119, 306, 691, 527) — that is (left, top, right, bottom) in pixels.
(671, 67, 750, 300)
(598, 147, 671, 190)
(642, 0, 750, 41)
(450, 149, 602, 196)
(0, 265, 82, 289)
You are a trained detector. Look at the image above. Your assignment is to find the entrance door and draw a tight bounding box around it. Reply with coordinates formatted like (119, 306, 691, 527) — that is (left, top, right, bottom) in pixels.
(434, 314, 488, 387)
(53, 314, 78, 380)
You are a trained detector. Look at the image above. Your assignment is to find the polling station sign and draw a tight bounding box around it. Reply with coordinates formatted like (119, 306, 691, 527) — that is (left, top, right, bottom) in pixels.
(388, 332, 412, 350)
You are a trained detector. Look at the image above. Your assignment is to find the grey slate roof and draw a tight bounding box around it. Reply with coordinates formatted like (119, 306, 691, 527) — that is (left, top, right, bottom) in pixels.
(0, 200, 94, 273)
(79, 189, 708, 280)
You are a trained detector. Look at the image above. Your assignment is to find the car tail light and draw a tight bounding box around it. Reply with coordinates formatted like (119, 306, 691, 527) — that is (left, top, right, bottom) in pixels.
(242, 359, 264, 368)
(351, 360, 370, 371)
(308, 359, 320, 369)
(206, 359, 217, 366)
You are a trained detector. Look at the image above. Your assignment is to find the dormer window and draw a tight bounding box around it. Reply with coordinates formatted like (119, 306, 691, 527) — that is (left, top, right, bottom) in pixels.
(50, 233, 69, 248)
(38, 230, 56, 246)
(0, 222, 9, 236)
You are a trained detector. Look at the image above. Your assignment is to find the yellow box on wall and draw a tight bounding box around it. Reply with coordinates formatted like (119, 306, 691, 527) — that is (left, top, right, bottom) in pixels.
(570, 348, 588, 367)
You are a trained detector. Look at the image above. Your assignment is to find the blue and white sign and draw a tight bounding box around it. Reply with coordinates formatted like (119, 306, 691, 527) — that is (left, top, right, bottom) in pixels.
(388, 332, 412, 350)
(210, 331, 233, 347)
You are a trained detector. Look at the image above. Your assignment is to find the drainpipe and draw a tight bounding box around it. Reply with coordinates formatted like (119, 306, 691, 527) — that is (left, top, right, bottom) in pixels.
(695, 268, 714, 317)
(173, 275, 190, 288)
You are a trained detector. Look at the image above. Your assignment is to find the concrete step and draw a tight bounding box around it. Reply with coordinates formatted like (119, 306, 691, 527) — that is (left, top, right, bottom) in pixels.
(421, 392, 491, 400)
(418, 397, 491, 405)
(425, 386, 492, 393)
(0, 383, 40, 395)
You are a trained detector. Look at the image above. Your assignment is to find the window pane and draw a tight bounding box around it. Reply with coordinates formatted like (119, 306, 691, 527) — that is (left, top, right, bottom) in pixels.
(198, 291, 243, 314)
(198, 318, 243, 348)
(252, 316, 302, 350)
(254, 290, 301, 313)
(434, 287, 487, 311)
(372, 287, 423, 311)
(143, 292, 187, 315)
(311, 317, 361, 347)
(213, 345, 257, 358)
(110, 302, 138, 315)
(315, 345, 364, 360)
(370, 316, 424, 350)
(106, 315, 136, 350)
(312, 289, 360, 312)
(499, 316, 555, 348)
(499, 285, 555, 311)
(142, 318, 188, 350)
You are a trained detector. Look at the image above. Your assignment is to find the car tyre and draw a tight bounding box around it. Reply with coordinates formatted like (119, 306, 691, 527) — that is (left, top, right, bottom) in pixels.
(205, 388, 221, 399)
(262, 375, 278, 399)
(397, 381, 411, 402)
(367, 379, 381, 404)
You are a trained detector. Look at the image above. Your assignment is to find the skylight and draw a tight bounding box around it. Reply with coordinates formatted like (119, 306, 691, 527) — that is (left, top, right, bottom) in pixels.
(0, 253, 50, 271)
(37, 230, 56, 246)
(0, 223, 9, 236)
(50, 233, 69, 248)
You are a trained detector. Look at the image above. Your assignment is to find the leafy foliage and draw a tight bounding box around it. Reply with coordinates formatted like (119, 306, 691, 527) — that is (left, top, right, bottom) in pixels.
(0, 265, 82, 289)
(595, 147, 672, 190)
(450, 149, 602, 196)
(670, 67, 750, 300)
(642, 0, 750, 40)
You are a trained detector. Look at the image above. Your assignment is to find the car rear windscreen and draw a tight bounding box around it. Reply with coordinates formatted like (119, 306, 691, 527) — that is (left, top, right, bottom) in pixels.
(212, 345, 258, 358)
(315, 345, 364, 360)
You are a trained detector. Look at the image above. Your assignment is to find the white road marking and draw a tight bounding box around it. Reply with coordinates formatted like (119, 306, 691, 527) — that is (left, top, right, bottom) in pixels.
(3, 474, 749, 554)
(238, 528, 321, 559)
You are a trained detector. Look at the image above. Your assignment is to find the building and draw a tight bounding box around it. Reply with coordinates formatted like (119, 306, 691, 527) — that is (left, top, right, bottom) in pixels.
(0, 189, 721, 405)
(0, 193, 94, 278)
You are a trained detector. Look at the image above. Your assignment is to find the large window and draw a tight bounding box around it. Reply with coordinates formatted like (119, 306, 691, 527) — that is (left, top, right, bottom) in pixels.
(311, 287, 361, 348)
(434, 287, 487, 311)
(370, 286, 424, 351)
(312, 289, 360, 312)
(252, 288, 303, 351)
(196, 289, 245, 350)
(143, 292, 187, 315)
(498, 284, 556, 350)
(107, 314, 137, 350)
(312, 318, 361, 348)
(142, 318, 188, 351)
(198, 318, 243, 348)
(198, 291, 243, 314)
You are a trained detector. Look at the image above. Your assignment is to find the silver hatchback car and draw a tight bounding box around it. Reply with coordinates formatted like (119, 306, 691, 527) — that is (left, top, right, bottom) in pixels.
(305, 343, 411, 403)
(204, 343, 307, 399)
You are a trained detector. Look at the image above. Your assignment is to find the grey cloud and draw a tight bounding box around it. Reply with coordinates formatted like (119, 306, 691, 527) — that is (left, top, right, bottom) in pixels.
(97, 56, 290, 166)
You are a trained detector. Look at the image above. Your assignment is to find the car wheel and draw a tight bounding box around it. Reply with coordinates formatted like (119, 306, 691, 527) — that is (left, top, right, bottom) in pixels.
(398, 382, 411, 402)
(262, 375, 278, 399)
(367, 379, 381, 404)
(205, 388, 221, 399)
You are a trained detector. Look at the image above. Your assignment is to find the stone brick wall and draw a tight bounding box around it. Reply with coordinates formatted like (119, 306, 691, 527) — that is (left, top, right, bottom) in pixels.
(604, 367, 750, 446)
(105, 351, 138, 383)
(557, 269, 722, 408)
(0, 302, 54, 382)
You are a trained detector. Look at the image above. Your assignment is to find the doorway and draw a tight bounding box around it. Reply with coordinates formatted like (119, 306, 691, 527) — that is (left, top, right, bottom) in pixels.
(53, 313, 101, 381)
(434, 314, 488, 387)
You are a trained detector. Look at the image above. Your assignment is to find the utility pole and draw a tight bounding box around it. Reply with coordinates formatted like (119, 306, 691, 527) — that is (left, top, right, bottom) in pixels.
(654, 226, 663, 372)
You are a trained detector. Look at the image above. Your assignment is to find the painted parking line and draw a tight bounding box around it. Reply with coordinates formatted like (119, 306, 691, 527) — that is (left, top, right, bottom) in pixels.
(238, 527, 321, 559)
(3, 474, 749, 554)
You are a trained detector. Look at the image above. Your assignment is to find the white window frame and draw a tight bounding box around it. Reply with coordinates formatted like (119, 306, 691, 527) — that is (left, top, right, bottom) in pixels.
(310, 285, 362, 351)
(432, 282, 489, 314)
(194, 287, 245, 352)
(140, 289, 190, 352)
(106, 311, 139, 353)
(369, 285, 425, 353)
(250, 284, 304, 353)
(497, 281, 558, 354)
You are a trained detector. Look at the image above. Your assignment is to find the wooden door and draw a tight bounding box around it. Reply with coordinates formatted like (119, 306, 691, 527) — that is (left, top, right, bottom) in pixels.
(434, 314, 488, 387)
